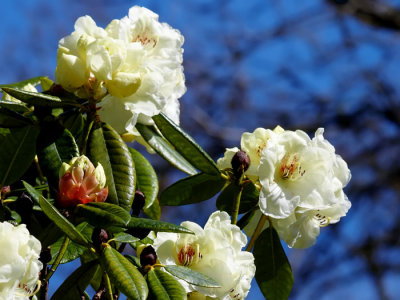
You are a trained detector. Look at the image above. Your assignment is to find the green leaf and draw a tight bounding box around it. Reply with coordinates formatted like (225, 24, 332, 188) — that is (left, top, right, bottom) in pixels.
(128, 147, 158, 210)
(37, 128, 79, 191)
(153, 113, 220, 175)
(39, 196, 89, 246)
(1, 87, 78, 108)
(0, 100, 30, 113)
(254, 227, 294, 300)
(216, 181, 259, 215)
(113, 232, 139, 244)
(136, 123, 197, 175)
(77, 202, 131, 229)
(61, 111, 84, 141)
(22, 180, 41, 206)
(51, 260, 98, 300)
(160, 173, 225, 206)
(147, 268, 187, 300)
(0, 125, 39, 186)
(50, 222, 93, 264)
(0, 106, 32, 127)
(128, 217, 193, 234)
(0, 76, 51, 89)
(164, 265, 220, 288)
(100, 246, 148, 300)
(144, 198, 161, 220)
(88, 123, 135, 211)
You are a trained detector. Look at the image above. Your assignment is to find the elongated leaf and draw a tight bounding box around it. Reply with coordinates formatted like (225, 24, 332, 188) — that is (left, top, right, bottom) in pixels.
(0, 126, 39, 186)
(61, 111, 84, 141)
(254, 227, 294, 300)
(0, 106, 31, 127)
(164, 265, 220, 288)
(37, 128, 79, 191)
(216, 181, 259, 215)
(136, 123, 197, 175)
(147, 268, 187, 300)
(128, 218, 193, 234)
(128, 147, 158, 210)
(144, 198, 161, 220)
(50, 222, 93, 264)
(39, 196, 89, 246)
(77, 202, 131, 229)
(88, 123, 135, 211)
(51, 260, 98, 300)
(1, 87, 78, 107)
(113, 233, 139, 244)
(153, 113, 220, 175)
(0, 76, 50, 89)
(160, 173, 225, 206)
(100, 246, 148, 300)
(22, 180, 42, 207)
(0, 100, 30, 113)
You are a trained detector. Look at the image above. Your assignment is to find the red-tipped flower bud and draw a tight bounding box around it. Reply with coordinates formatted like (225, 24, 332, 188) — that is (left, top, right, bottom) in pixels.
(231, 150, 250, 176)
(92, 228, 109, 251)
(140, 245, 157, 267)
(58, 155, 108, 208)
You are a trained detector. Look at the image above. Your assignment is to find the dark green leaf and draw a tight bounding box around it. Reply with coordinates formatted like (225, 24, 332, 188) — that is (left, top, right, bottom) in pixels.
(128, 147, 158, 211)
(62, 111, 84, 141)
(0, 76, 50, 89)
(216, 181, 259, 215)
(0, 100, 30, 113)
(254, 227, 294, 300)
(22, 180, 41, 206)
(237, 209, 257, 230)
(136, 123, 197, 175)
(128, 217, 193, 234)
(50, 222, 93, 264)
(1, 87, 78, 108)
(0, 106, 32, 127)
(39, 196, 89, 246)
(113, 233, 139, 244)
(153, 113, 220, 175)
(147, 268, 187, 300)
(164, 265, 220, 288)
(100, 246, 148, 300)
(0, 125, 39, 186)
(51, 260, 98, 300)
(160, 173, 225, 206)
(37, 128, 79, 191)
(77, 202, 131, 229)
(88, 123, 135, 211)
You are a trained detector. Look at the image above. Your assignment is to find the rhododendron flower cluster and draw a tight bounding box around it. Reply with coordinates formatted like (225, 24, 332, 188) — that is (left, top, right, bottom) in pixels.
(55, 6, 185, 141)
(153, 211, 256, 300)
(218, 127, 351, 248)
(0, 222, 42, 300)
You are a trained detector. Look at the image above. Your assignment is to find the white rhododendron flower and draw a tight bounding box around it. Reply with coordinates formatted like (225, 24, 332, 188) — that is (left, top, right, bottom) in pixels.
(55, 6, 185, 141)
(258, 128, 351, 219)
(0, 222, 42, 300)
(153, 211, 255, 300)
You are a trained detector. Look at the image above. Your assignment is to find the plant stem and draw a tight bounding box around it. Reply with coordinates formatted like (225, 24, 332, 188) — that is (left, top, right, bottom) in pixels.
(245, 214, 268, 252)
(34, 155, 46, 185)
(103, 272, 114, 300)
(80, 119, 94, 155)
(44, 236, 70, 283)
(231, 185, 243, 225)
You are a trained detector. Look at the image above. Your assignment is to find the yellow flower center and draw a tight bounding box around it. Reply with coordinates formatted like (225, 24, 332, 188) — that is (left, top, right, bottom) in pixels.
(176, 244, 202, 267)
(280, 153, 305, 181)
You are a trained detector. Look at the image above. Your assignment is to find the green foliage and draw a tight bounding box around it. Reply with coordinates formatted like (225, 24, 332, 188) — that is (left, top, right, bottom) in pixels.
(136, 123, 197, 175)
(160, 173, 225, 206)
(128, 217, 194, 234)
(0, 125, 39, 186)
(254, 227, 294, 300)
(153, 113, 220, 175)
(51, 260, 98, 300)
(129, 147, 158, 212)
(100, 246, 148, 300)
(147, 268, 187, 300)
(0, 106, 32, 127)
(88, 123, 136, 211)
(164, 265, 220, 288)
(39, 196, 89, 246)
(113, 232, 139, 243)
(216, 180, 259, 215)
(0, 76, 52, 90)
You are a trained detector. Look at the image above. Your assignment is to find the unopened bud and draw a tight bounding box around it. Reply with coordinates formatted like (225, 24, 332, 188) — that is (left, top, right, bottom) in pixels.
(231, 150, 250, 176)
(49, 83, 67, 97)
(140, 245, 157, 267)
(1, 186, 11, 198)
(131, 190, 146, 216)
(39, 247, 52, 265)
(92, 228, 109, 251)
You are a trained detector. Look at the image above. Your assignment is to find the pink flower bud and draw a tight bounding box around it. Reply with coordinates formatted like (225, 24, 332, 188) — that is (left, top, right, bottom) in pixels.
(58, 156, 108, 208)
